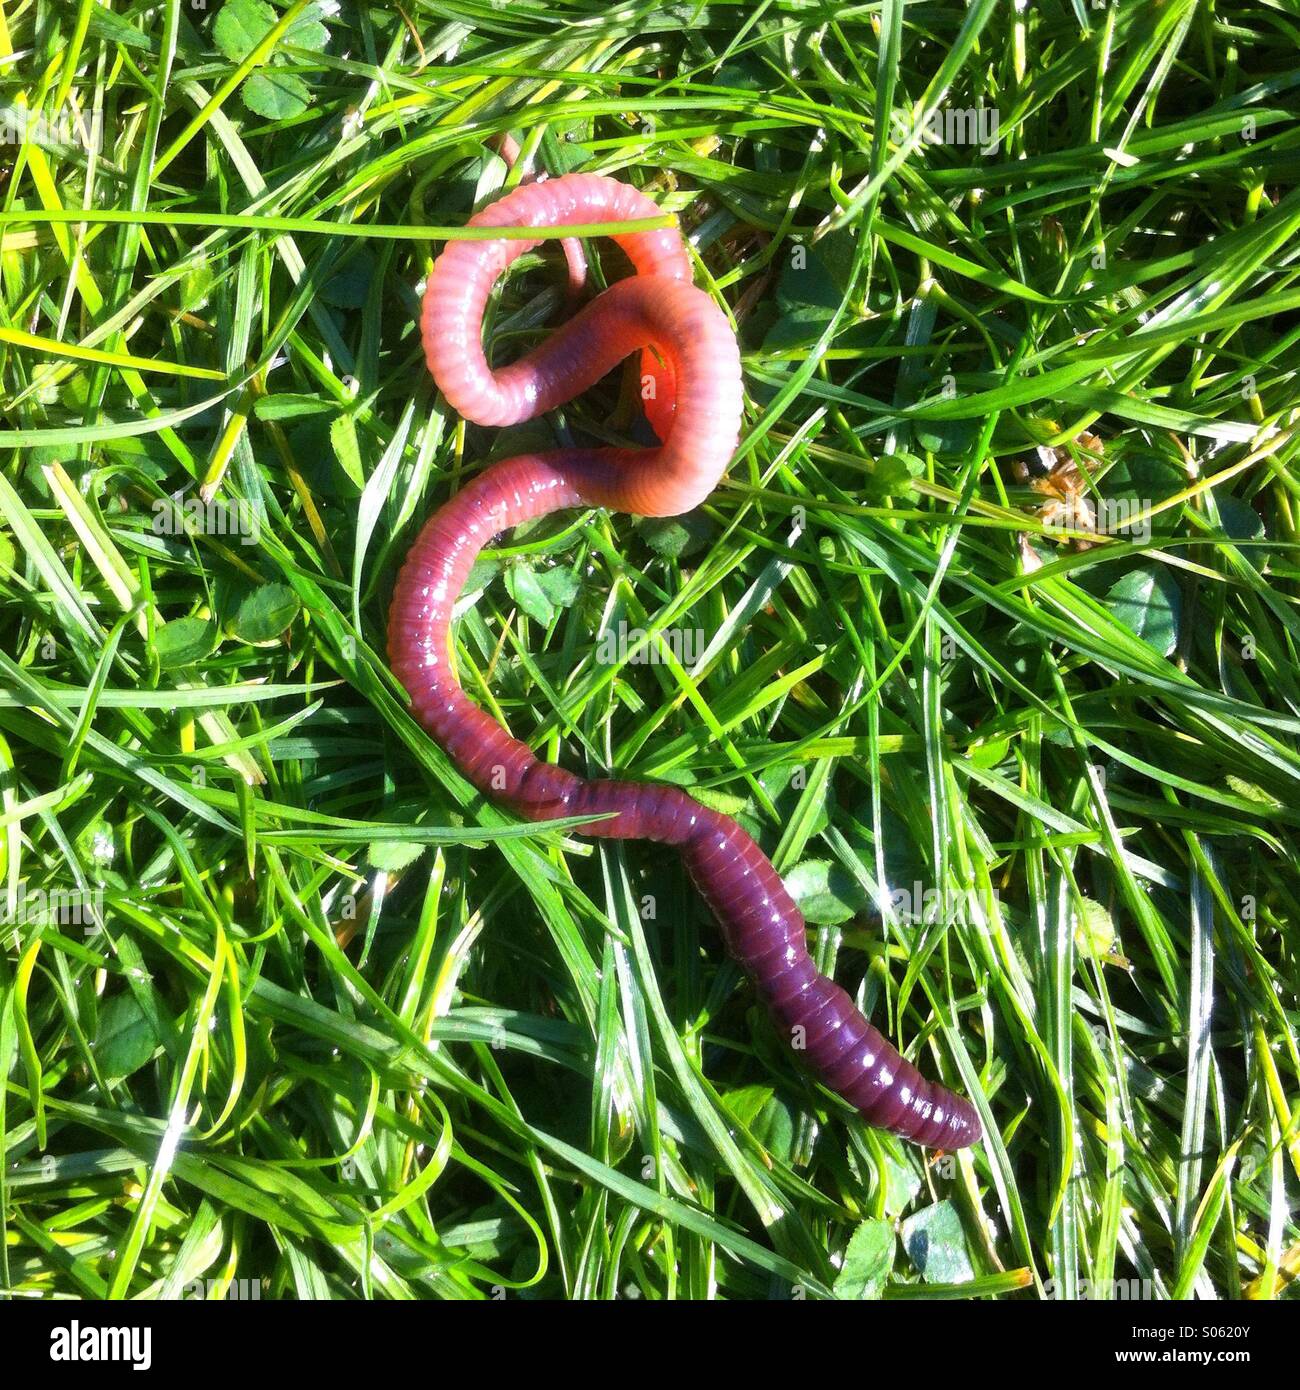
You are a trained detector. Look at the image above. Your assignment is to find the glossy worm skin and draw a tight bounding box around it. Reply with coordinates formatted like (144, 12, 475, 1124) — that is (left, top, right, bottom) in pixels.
(388, 172, 981, 1149)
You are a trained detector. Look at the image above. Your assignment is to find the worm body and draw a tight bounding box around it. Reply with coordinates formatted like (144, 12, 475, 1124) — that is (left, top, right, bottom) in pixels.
(389, 172, 981, 1149)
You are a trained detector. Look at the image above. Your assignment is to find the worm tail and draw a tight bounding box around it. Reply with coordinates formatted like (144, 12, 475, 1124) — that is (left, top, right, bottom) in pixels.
(388, 456, 981, 1149)
(682, 816, 981, 1149)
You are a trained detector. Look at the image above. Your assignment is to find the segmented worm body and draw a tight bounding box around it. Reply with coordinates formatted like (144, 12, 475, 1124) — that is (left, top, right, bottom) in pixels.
(388, 172, 981, 1149)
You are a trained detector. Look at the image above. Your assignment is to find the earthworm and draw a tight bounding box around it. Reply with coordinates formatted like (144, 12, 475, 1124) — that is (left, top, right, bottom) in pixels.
(488, 133, 588, 299)
(388, 171, 982, 1149)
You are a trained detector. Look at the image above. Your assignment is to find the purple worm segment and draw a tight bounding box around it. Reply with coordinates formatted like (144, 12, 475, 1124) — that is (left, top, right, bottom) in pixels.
(388, 172, 981, 1149)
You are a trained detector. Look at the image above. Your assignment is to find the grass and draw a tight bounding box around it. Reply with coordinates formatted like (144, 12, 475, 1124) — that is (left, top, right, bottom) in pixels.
(1, 0, 1298, 1302)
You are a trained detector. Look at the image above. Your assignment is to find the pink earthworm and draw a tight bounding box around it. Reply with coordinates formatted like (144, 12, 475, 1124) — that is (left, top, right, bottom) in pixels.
(488, 132, 588, 300)
(388, 172, 982, 1149)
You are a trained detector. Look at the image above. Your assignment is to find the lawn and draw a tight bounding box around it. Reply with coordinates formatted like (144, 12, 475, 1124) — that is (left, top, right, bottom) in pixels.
(1, 0, 1298, 1301)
